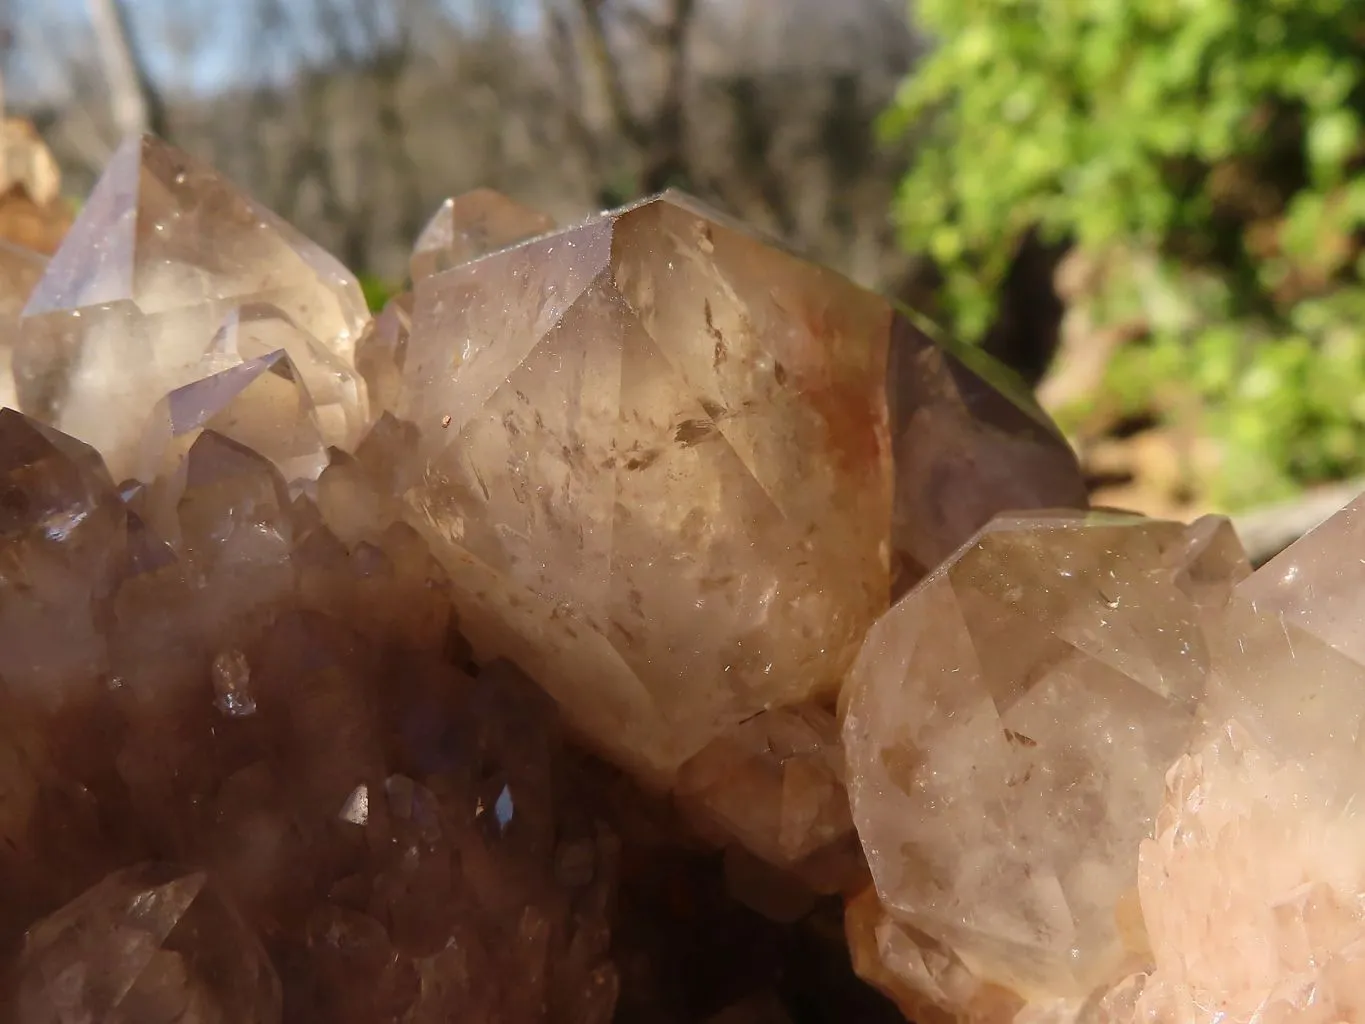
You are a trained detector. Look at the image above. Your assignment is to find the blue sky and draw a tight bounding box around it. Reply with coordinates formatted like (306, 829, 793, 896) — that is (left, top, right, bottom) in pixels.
(6, 0, 541, 103)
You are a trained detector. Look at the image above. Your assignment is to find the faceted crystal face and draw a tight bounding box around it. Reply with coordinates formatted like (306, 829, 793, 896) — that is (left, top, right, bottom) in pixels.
(674, 704, 855, 878)
(11, 863, 282, 1023)
(887, 316, 1089, 593)
(400, 191, 895, 780)
(843, 512, 1249, 1002)
(0, 409, 127, 702)
(204, 302, 367, 450)
(410, 189, 556, 280)
(133, 350, 327, 488)
(354, 291, 412, 417)
(13, 135, 370, 478)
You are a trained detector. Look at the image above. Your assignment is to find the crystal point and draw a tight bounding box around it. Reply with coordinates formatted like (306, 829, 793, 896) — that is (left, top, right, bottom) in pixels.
(399, 189, 1086, 801)
(1098, 492, 1365, 1023)
(843, 511, 1249, 1006)
(14, 135, 369, 477)
(410, 189, 556, 280)
(135, 349, 327, 486)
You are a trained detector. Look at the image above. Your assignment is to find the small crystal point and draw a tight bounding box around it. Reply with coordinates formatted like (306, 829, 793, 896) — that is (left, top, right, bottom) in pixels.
(22, 136, 368, 351)
(410, 189, 556, 280)
(134, 349, 328, 486)
(355, 291, 413, 416)
(843, 511, 1249, 1008)
(14, 135, 369, 474)
(207, 303, 368, 449)
(11, 862, 283, 1023)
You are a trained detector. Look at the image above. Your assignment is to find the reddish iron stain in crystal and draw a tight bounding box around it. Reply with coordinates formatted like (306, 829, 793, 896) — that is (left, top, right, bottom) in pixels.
(801, 374, 885, 476)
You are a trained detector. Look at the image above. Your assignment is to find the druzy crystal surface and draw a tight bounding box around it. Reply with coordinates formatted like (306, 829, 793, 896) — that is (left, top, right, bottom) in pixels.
(0, 409, 618, 1021)
(843, 512, 1249, 1010)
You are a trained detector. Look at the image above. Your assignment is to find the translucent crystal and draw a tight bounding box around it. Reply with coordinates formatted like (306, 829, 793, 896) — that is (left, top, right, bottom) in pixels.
(133, 349, 328, 487)
(1100, 494, 1365, 1023)
(354, 291, 412, 418)
(10, 863, 282, 1023)
(204, 302, 367, 450)
(14, 135, 369, 478)
(0, 408, 126, 702)
(887, 318, 1088, 593)
(675, 704, 856, 881)
(843, 512, 1249, 1005)
(399, 191, 895, 781)
(410, 189, 555, 280)
(0, 414, 620, 1021)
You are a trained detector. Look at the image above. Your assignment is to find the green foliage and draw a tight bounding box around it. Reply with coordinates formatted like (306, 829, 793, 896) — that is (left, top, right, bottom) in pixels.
(359, 274, 400, 313)
(887, 0, 1365, 507)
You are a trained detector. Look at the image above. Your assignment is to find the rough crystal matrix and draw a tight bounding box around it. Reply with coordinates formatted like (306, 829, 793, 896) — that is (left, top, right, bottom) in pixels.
(395, 190, 1084, 785)
(0, 408, 618, 1022)
(843, 512, 1249, 1012)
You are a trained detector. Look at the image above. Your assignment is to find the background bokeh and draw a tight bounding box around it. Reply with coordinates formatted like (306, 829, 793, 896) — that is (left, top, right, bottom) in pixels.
(3, 0, 1363, 548)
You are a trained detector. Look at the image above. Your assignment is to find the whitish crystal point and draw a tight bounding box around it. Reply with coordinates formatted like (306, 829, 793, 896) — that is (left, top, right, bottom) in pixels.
(410, 189, 557, 281)
(844, 511, 1249, 1008)
(13, 135, 370, 480)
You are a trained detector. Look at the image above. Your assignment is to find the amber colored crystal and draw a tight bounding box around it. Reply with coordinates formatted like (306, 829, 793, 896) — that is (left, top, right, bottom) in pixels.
(399, 191, 893, 784)
(844, 886, 1025, 1024)
(13, 135, 370, 479)
(9, 863, 282, 1023)
(674, 704, 859, 890)
(410, 189, 556, 280)
(843, 511, 1249, 1010)
(0, 241, 46, 409)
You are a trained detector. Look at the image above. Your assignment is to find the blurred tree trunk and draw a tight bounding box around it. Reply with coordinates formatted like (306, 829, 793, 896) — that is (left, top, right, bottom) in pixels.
(87, 0, 167, 138)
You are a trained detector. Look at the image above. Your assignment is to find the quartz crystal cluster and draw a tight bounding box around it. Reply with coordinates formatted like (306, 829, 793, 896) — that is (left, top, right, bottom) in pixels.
(0, 131, 1137, 1021)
